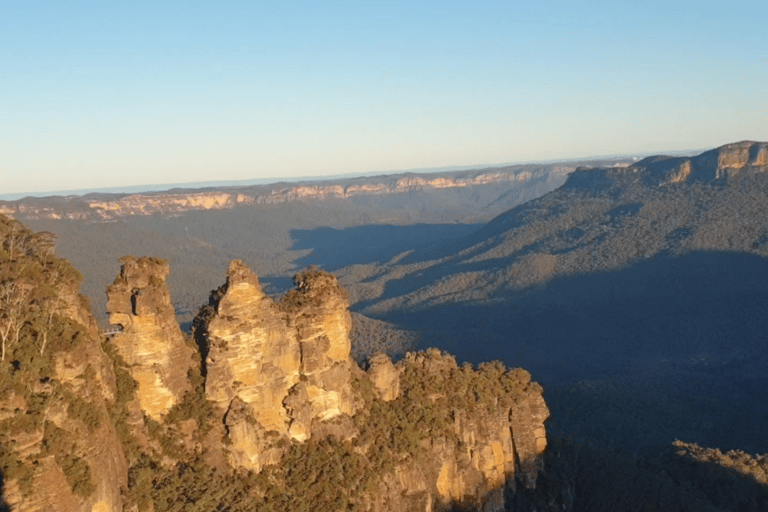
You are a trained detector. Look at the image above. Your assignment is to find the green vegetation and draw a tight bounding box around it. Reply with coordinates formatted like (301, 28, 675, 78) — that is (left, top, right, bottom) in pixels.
(518, 435, 768, 512)
(55, 453, 95, 498)
(0, 215, 104, 502)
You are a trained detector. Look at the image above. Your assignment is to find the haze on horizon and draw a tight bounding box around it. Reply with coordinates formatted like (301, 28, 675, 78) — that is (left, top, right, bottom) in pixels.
(2, 0, 766, 196)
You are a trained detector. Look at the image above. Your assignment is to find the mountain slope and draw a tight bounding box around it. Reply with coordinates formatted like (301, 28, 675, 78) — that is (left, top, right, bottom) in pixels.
(343, 141, 768, 453)
(12, 161, 610, 328)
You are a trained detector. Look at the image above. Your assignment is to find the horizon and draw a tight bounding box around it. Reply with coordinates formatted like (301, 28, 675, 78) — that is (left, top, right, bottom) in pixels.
(0, 146, 704, 201)
(2, 1, 766, 196)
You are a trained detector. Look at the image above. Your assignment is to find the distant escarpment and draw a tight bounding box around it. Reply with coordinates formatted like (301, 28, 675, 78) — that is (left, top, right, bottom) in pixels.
(563, 140, 768, 190)
(0, 213, 551, 511)
(0, 165, 574, 221)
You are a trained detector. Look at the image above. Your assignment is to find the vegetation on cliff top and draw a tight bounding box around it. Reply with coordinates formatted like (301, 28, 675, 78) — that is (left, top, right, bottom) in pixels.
(0, 215, 102, 500)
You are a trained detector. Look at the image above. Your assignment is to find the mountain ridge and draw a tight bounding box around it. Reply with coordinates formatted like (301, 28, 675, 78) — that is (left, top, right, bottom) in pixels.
(1, 162, 623, 222)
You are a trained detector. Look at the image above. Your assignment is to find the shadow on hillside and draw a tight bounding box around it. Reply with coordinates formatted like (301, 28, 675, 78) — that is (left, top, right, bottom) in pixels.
(290, 223, 482, 270)
(364, 250, 768, 453)
(0, 472, 9, 512)
(515, 435, 768, 512)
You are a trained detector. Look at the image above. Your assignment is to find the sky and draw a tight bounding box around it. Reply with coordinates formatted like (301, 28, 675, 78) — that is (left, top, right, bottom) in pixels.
(2, 1, 767, 196)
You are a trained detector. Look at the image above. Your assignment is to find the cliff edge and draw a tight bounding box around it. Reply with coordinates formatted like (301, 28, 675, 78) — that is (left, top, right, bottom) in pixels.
(1, 214, 551, 512)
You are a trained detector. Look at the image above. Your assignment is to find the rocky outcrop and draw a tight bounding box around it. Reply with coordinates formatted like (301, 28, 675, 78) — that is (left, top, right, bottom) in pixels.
(203, 260, 299, 431)
(197, 260, 300, 471)
(367, 352, 400, 401)
(278, 267, 358, 440)
(106, 256, 195, 420)
(1, 214, 553, 511)
(564, 140, 768, 191)
(0, 215, 128, 512)
(195, 263, 550, 511)
(390, 351, 549, 511)
(195, 262, 359, 470)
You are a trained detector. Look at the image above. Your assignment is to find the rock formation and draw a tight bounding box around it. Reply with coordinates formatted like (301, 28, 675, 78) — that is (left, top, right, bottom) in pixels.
(194, 262, 359, 470)
(278, 267, 358, 439)
(106, 256, 195, 420)
(1, 217, 552, 511)
(193, 261, 550, 511)
(367, 351, 400, 401)
(0, 215, 127, 512)
(379, 350, 549, 511)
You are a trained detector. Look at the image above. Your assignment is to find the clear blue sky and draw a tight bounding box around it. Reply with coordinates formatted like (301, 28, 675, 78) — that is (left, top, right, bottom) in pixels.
(2, 1, 766, 195)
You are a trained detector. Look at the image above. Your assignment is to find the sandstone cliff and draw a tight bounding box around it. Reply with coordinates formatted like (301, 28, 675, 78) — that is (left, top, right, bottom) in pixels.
(0, 215, 127, 512)
(106, 256, 195, 421)
(564, 140, 768, 191)
(360, 350, 549, 512)
(190, 261, 550, 511)
(193, 262, 359, 471)
(0, 166, 573, 221)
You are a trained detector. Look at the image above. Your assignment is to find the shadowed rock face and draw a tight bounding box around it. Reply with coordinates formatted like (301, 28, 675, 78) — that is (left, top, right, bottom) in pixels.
(106, 256, 195, 420)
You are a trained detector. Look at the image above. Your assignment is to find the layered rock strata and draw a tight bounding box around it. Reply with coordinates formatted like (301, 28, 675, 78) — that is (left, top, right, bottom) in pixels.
(0, 167, 570, 221)
(106, 256, 195, 420)
(565, 140, 768, 190)
(196, 262, 358, 470)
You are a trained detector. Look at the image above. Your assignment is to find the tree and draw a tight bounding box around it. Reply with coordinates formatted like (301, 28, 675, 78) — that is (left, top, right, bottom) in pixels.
(0, 278, 35, 361)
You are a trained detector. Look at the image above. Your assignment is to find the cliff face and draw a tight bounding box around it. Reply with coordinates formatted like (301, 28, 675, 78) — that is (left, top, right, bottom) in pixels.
(373, 351, 549, 512)
(0, 215, 127, 512)
(192, 262, 550, 511)
(278, 267, 358, 439)
(564, 140, 768, 191)
(195, 262, 358, 470)
(106, 256, 195, 420)
(0, 166, 572, 221)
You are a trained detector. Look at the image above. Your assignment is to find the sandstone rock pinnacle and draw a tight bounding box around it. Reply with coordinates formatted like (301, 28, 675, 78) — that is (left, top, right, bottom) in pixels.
(106, 256, 195, 420)
(195, 262, 359, 470)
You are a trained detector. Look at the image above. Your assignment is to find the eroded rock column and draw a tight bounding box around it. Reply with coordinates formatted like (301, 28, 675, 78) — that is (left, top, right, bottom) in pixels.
(107, 256, 195, 420)
(279, 267, 358, 441)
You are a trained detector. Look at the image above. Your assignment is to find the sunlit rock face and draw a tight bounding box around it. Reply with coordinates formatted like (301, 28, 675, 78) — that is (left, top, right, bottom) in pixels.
(564, 140, 768, 190)
(203, 260, 300, 434)
(106, 256, 195, 420)
(0, 166, 559, 221)
(279, 267, 358, 440)
(390, 351, 550, 511)
(367, 352, 400, 401)
(196, 264, 551, 509)
(195, 262, 359, 470)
